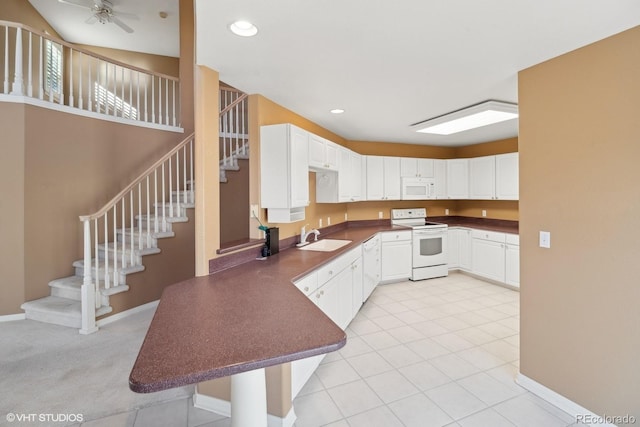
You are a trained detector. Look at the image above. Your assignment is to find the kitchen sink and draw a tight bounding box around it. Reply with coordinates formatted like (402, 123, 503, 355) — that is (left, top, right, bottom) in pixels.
(297, 239, 352, 252)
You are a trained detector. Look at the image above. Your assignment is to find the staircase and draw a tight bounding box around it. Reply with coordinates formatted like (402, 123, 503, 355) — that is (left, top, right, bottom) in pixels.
(21, 134, 195, 334)
(219, 86, 249, 183)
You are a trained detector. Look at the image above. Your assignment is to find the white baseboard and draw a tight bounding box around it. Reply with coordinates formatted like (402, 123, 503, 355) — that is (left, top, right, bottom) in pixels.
(0, 313, 26, 322)
(516, 373, 626, 427)
(193, 391, 296, 427)
(96, 300, 159, 327)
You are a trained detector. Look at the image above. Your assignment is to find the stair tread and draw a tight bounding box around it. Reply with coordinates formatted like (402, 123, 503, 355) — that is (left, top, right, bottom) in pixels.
(136, 214, 189, 223)
(98, 242, 161, 255)
(21, 296, 112, 320)
(49, 275, 129, 296)
(116, 228, 175, 239)
(72, 259, 145, 274)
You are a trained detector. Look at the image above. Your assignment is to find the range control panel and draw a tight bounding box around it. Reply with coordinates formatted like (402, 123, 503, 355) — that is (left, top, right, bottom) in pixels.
(390, 208, 427, 220)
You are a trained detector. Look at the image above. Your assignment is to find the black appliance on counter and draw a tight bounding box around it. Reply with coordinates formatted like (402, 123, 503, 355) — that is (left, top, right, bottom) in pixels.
(262, 227, 279, 257)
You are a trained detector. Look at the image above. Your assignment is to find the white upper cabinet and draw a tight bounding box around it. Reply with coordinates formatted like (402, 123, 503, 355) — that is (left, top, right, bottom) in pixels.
(446, 158, 469, 199)
(365, 156, 401, 201)
(316, 147, 363, 203)
(400, 157, 434, 178)
(309, 134, 339, 171)
(469, 155, 496, 199)
(433, 159, 448, 199)
(260, 124, 310, 222)
(495, 152, 519, 200)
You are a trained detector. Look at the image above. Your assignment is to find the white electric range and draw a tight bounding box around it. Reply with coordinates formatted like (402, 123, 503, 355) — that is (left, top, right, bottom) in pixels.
(391, 208, 448, 281)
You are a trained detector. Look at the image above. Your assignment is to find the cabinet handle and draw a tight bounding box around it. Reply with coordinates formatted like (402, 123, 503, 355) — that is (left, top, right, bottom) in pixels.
(304, 286, 309, 292)
(329, 270, 333, 275)
(320, 290, 325, 295)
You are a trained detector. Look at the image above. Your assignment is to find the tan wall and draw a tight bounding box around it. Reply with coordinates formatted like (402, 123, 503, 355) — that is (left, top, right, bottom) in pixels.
(519, 25, 640, 418)
(345, 140, 455, 158)
(179, 0, 195, 134)
(454, 137, 518, 158)
(0, 0, 60, 36)
(0, 104, 26, 315)
(75, 45, 179, 77)
(0, 102, 188, 315)
(220, 159, 250, 244)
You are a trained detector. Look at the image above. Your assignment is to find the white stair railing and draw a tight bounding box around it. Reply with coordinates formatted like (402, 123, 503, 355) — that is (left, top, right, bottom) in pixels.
(0, 20, 180, 127)
(78, 133, 194, 334)
(219, 87, 248, 168)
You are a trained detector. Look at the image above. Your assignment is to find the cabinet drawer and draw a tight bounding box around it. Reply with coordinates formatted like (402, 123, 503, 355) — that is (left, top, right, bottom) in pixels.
(317, 260, 339, 286)
(294, 272, 318, 296)
(471, 229, 506, 243)
(505, 233, 520, 245)
(381, 230, 412, 242)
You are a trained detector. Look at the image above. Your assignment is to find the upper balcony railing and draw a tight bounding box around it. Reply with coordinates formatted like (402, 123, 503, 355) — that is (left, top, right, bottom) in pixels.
(0, 20, 180, 128)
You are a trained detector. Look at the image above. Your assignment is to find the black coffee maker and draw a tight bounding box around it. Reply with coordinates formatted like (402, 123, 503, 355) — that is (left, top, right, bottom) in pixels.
(261, 227, 279, 257)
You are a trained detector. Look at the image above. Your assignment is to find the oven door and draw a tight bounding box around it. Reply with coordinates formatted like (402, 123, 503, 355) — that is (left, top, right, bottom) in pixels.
(413, 228, 447, 267)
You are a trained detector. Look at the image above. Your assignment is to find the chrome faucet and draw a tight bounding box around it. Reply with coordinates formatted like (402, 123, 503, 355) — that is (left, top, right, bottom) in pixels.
(300, 224, 321, 245)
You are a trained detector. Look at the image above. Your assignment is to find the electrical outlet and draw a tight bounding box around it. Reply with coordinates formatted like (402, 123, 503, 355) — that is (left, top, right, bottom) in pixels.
(327, 217, 331, 226)
(344, 213, 348, 221)
(378, 211, 383, 219)
(482, 210, 487, 217)
(539, 231, 551, 248)
(445, 208, 449, 215)
(319, 218, 323, 228)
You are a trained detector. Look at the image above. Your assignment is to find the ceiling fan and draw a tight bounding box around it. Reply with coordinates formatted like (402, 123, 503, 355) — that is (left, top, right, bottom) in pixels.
(58, 0, 138, 33)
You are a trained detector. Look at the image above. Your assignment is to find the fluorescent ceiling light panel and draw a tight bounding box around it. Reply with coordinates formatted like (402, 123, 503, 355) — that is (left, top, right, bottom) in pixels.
(414, 101, 518, 135)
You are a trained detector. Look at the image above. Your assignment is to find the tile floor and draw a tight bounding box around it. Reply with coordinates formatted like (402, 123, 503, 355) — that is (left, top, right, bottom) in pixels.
(33, 272, 585, 427)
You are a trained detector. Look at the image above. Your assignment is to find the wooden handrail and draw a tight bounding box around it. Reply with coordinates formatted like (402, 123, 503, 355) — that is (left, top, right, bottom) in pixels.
(0, 20, 178, 82)
(219, 93, 248, 117)
(79, 132, 194, 221)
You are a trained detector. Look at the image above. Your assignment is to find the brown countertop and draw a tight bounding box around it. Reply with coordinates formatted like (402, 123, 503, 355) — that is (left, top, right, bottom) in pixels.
(128, 225, 396, 393)
(129, 219, 517, 393)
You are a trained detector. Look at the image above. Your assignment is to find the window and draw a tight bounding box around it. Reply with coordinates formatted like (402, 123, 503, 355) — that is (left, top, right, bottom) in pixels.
(94, 82, 139, 120)
(44, 40, 63, 96)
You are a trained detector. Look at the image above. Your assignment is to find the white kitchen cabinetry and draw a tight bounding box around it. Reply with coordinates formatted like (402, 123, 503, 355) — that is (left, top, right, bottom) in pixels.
(446, 159, 469, 199)
(260, 124, 309, 222)
(448, 228, 460, 268)
(448, 228, 472, 271)
(366, 156, 401, 201)
(505, 234, 520, 287)
(496, 153, 519, 200)
(309, 134, 339, 171)
(380, 230, 412, 282)
(350, 257, 363, 319)
(312, 146, 364, 203)
(362, 235, 381, 301)
(401, 157, 434, 178)
(433, 159, 447, 199)
(471, 230, 519, 286)
(469, 156, 496, 200)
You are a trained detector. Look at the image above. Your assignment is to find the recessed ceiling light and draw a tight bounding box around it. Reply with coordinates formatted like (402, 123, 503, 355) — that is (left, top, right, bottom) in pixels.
(330, 109, 345, 114)
(413, 101, 518, 135)
(229, 20, 258, 37)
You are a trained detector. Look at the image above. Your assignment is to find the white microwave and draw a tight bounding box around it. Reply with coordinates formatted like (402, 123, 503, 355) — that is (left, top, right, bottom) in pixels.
(402, 177, 436, 200)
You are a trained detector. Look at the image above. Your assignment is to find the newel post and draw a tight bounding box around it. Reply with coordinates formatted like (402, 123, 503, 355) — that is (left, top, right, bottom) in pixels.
(79, 218, 98, 334)
(11, 27, 24, 95)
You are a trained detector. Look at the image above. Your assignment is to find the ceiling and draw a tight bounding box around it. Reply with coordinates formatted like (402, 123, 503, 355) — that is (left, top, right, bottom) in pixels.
(29, 1, 640, 146)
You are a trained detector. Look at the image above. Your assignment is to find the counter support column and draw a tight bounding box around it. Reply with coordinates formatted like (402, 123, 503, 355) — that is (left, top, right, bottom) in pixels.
(230, 368, 267, 427)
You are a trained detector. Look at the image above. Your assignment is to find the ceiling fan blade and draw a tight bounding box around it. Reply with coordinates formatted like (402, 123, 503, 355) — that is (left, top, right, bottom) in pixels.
(112, 10, 140, 21)
(58, 0, 93, 10)
(85, 15, 98, 24)
(110, 15, 134, 33)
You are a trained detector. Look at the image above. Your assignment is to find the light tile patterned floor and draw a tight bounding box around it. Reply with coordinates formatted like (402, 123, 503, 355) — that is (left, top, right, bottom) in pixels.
(71, 273, 585, 427)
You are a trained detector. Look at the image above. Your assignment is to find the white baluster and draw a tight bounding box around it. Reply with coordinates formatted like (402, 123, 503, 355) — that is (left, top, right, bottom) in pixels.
(146, 176, 151, 248)
(93, 219, 98, 307)
(129, 69, 133, 119)
(161, 163, 166, 232)
(121, 198, 126, 269)
(154, 169, 158, 233)
(88, 58, 93, 112)
(80, 219, 97, 335)
(172, 80, 176, 126)
(169, 155, 173, 216)
(104, 62, 109, 115)
(136, 72, 140, 121)
(112, 63, 117, 116)
(4, 27, 9, 94)
(113, 206, 118, 284)
(69, 49, 74, 107)
(129, 191, 134, 266)
(183, 145, 187, 204)
(78, 52, 83, 109)
(38, 35, 43, 99)
(58, 43, 63, 105)
(12, 27, 24, 95)
(158, 77, 162, 124)
(190, 139, 194, 203)
(165, 79, 169, 125)
(121, 66, 125, 118)
(151, 75, 155, 123)
(138, 183, 142, 250)
(27, 32, 33, 97)
(144, 74, 148, 122)
(104, 212, 109, 289)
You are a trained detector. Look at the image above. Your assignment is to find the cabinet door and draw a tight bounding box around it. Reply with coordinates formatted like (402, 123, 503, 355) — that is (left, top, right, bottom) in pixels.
(459, 229, 472, 271)
(336, 267, 353, 329)
(308, 134, 326, 169)
(496, 153, 519, 200)
(338, 148, 351, 202)
(505, 244, 520, 287)
(448, 229, 460, 268)
(469, 156, 496, 200)
(317, 275, 341, 327)
(400, 158, 417, 178)
(350, 152, 363, 201)
(433, 159, 447, 199)
(366, 156, 384, 200)
(383, 156, 401, 200)
(416, 158, 435, 178)
(351, 258, 363, 320)
(290, 126, 310, 207)
(381, 240, 412, 281)
(325, 141, 340, 170)
(446, 159, 469, 199)
(471, 238, 505, 282)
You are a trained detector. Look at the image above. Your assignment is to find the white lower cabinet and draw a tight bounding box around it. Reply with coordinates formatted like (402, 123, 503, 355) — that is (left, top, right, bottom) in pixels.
(471, 230, 519, 286)
(380, 230, 412, 282)
(362, 235, 381, 302)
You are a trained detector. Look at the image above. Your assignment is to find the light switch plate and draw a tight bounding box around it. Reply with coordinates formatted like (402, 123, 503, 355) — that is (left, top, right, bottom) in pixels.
(539, 231, 551, 248)
(482, 210, 487, 217)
